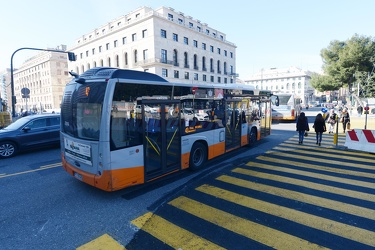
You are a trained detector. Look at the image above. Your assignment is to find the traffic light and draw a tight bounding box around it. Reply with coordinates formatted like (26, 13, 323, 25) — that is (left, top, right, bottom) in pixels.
(67, 52, 76, 61)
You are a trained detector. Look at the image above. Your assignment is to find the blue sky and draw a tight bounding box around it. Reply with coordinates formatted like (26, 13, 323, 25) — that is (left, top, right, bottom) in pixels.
(1, 0, 374, 80)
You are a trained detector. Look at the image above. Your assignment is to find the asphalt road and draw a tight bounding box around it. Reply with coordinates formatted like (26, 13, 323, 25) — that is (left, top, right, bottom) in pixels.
(1, 110, 374, 249)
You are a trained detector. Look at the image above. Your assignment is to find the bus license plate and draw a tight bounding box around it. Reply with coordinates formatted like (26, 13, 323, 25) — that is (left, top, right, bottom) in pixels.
(74, 172, 83, 181)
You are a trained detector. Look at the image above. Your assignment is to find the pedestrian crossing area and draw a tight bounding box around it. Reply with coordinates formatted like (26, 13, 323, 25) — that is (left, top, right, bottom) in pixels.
(80, 133, 375, 249)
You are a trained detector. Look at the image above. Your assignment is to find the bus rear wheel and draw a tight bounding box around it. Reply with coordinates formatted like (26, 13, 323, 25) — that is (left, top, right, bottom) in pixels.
(189, 142, 207, 171)
(248, 127, 257, 146)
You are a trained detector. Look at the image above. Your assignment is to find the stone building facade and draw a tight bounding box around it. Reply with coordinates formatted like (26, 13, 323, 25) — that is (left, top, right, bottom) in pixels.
(13, 47, 70, 114)
(244, 67, 316, 106)
(68, 6, 238, 84)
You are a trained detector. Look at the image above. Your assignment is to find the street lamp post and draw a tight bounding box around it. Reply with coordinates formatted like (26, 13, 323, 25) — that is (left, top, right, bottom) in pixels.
(10, 47, 75, 117)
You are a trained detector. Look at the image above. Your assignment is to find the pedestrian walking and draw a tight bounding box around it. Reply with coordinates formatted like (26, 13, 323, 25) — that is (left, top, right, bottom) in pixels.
(313, 113, 326, 146)
(326, 109, 337, 133)
(341, 108, 350, 133)
(296, 112, 309, 144)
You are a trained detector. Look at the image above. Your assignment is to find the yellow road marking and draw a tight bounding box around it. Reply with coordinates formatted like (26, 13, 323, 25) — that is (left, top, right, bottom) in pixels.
(272, 145, 375, 164)
(0, 163, 61, 179)
(132, 212, 224, 250)
(264, 150, 374, 171)
(76, 233, 125, 250)
(218, 174, 375, 220)
(196, 185, 375, 247)
(279, 142, 373, 158)
(169, 196, 327, 250)
(238, 164, 375, 202)
(256, 154, 375, 179)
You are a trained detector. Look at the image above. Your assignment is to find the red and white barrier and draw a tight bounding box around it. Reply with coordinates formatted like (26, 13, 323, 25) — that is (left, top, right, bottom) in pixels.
(344, 129, 375, 153)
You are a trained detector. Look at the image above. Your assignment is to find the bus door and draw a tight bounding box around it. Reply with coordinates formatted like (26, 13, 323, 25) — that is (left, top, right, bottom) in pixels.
(142, 100, 181, 180)
(260, 100, 271, 138)
(225, 100, 242, 151)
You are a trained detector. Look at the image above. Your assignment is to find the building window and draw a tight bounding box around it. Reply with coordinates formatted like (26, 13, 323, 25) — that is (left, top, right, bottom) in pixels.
(143, 49, 148, 60)
(99, 46, 102, 52)
(189, 22, 193, 28)
(206, 29, 209, 35)
(202, 43, 206, 50)
(193, 40, 198, 48)
(168, 13, 173, 21)
(184, 52, 189, 68)
(224, 78, 227, 83)
(86, 51, 89, 57)
(161, 49, 167, 63)
(115, 55, 119, 67)
(230, 52, 233, 58)
(106, 43, 110, 50)
(142, 29, 147, 38)
(80, 53, 83, 59)
(210, 76, 214, 82)
(132, 33, 137, 41)
(202, 57, 206, 71)
(114, 40, 118, 48)
(210, 45, 214, 52)
(203, 74, 207, 82)
(108, 57, 111, 67)
(184, 72, 189, 80)
(161, 29, 167, 38)
(122, 37, 127, 44)
(217, 48, 221, 54)
(124, 53, 128, 65)
(197, 26, 201, 32)
(217, 60, 221, 74)
(194, 73, 198, 80)
(224, 50, 227, 56)
(174, 70, 179, 78)
(220, 35, 224, 41)
(92, 48, 95, 55)
(173, 33, 178, 42)
(173, 49, 178, 66)
(224, 62, 227, 74)
(194, 54, 198, 70)
(210, 58, 214, 72)
(162, 68, 168, 77)
(184, 37, 188, 45)
(134, 50, 138, 63)
(218, 77, 221, 83)
(178, 18, 183, 24)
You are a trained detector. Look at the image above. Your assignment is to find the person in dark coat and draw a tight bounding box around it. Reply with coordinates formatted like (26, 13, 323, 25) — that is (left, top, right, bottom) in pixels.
(341, 108, 350, 133)
(296, 112, 309, 144)
(313, 113, 326, 146)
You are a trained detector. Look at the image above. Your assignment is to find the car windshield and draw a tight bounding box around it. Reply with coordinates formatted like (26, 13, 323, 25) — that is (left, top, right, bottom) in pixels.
(1, 117, 30, 130)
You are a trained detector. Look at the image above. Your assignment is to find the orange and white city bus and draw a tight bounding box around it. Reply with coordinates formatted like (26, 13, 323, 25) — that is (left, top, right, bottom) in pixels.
(60, 67, 277, 191)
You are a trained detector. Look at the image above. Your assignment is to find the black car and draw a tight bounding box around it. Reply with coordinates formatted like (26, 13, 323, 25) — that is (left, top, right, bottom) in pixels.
(0, 114, 60, 158)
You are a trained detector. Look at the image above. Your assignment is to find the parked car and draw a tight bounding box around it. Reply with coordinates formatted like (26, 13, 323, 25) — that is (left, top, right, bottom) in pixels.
(0, 114, 60, 158)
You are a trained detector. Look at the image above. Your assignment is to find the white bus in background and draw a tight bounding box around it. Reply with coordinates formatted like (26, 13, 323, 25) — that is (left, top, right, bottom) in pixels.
(271, 93, 302, 121)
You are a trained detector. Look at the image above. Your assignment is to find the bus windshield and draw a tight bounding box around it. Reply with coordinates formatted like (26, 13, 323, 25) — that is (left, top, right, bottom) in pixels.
(61, 81, 106, 140)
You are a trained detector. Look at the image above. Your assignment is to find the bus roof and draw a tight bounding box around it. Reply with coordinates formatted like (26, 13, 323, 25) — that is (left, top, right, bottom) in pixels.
(71, 67, 271, 96)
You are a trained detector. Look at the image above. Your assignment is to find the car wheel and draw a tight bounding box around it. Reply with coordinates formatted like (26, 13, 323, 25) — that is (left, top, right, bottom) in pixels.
(0, 141, 17, 158)
(189, 142, 207, 171)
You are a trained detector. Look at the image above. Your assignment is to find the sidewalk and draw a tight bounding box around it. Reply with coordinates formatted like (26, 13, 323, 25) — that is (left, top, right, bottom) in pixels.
(340, 114, 375, 132)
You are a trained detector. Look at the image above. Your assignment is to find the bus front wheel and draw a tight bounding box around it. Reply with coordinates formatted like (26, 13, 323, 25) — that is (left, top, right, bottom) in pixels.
(189, 142, 207, 171)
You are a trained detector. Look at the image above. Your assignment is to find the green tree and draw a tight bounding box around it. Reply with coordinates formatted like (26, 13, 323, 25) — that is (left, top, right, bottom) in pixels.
(311, 34, 375, 97)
